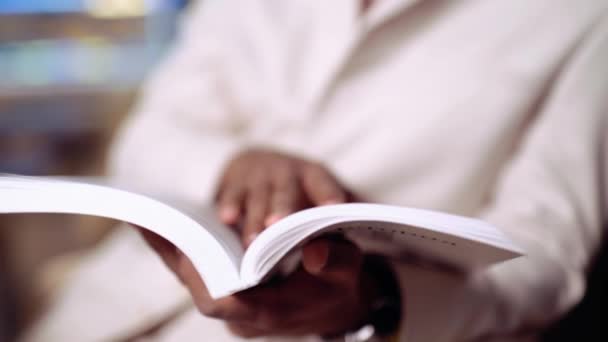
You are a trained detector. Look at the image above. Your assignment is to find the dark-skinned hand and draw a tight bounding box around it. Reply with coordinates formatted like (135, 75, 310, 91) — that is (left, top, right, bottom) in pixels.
(216, 148, 358, 246)
(138, 148, 380, 338)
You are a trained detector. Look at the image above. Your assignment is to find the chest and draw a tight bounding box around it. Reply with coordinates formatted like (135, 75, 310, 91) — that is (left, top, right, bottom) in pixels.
(219, 0, 601, 209)
(233, 1, 590, 127)
(231, 1, 590, 152)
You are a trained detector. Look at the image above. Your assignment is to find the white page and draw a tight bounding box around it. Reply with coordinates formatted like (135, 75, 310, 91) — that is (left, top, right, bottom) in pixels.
(0, 176, 525, 299)
(241, 204, 523, 284)
(0, 175, 245, 298)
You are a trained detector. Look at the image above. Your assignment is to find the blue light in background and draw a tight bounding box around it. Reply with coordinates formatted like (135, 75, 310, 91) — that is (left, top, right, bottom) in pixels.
(0, 0, 187, 88)
(0, 0, 85, 13)
(0, 0, 187, 14)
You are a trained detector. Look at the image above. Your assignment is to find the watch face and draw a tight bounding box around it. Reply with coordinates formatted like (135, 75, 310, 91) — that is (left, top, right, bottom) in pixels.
(324, 324, 379, 342)
(350, 325, 376, 341)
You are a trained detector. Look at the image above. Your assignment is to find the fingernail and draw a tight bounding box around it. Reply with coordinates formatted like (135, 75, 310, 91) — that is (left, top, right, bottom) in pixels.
(264, 214, 283, 227)
(304, 241, 330, 274)
(321, 199, 342, 206)
(219, 206, 238, 223)
(246, 233, 259, 246)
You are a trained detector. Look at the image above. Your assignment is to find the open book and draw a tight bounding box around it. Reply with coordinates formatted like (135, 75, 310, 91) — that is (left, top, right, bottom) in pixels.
(0, 175, 523, 299)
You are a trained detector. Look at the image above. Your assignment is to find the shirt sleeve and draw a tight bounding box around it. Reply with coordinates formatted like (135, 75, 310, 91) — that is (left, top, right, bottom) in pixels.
(108, 0, 247, 204)
(396, 14, 608, 342)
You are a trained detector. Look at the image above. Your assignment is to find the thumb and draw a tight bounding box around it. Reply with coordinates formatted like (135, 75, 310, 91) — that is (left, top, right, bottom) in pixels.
(302, 237, 363, 285)
(133, 225, 180, 273)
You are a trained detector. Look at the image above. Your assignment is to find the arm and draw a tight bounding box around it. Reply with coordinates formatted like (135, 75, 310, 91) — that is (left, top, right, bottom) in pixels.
(110, 2, 377, 337)
(108, 0, 246, 204)
(396, 14, 608, 341)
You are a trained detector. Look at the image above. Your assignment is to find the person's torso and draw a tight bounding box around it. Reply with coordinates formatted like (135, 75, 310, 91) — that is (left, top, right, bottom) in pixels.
(210, 0, 604, 216)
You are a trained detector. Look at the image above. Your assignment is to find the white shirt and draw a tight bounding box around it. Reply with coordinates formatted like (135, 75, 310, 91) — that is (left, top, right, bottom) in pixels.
(25, 1, 608, 341)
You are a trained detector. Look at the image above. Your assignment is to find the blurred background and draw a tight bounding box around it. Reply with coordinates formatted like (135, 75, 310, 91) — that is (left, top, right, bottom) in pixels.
(0, 1, 189, 340)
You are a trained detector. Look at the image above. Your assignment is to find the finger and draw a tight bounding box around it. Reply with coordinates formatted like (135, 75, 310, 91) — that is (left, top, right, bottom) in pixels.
(236, 272, 325, 332)
(226, 322, 267, 338)
(236, 269, 349, 334)
(176, 254, 259, 322)
(216, 182, 246, 225)
(301, 238, 330, 273)
(134, 225, 180, 273)
(228, 310, 347, 337)
(136, 226, 263, 323)
(345, 189, 365, 202)
(242, 176, 271, 246)
(266, 163, 300, 226)
(303, 237, 363, 286)
(300, 163, 347, 206)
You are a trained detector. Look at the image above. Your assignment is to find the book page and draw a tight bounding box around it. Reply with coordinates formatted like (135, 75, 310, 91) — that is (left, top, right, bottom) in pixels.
(241, 203, 523, 284)
(0, 175, 245, 298)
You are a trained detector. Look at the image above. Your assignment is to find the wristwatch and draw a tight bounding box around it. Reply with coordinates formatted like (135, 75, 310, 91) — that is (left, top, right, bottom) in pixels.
(324, 255, 402, 342)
